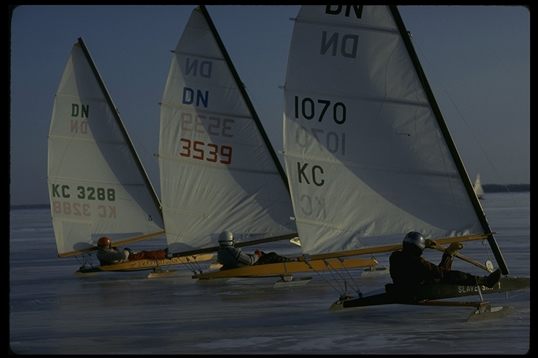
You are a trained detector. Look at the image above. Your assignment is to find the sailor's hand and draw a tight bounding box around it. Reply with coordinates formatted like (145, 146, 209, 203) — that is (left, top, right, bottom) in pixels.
(446, 242, 463, 256)
(424, 239, 437, 248)
(124, 247, 133, 254)
(255, 249, 262, 258)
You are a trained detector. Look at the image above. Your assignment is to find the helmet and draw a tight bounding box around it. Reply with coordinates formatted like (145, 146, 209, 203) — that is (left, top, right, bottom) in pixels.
(402, 231, 425, 251)
(97, 236, 111, 248)
(218, 231, 234, 245)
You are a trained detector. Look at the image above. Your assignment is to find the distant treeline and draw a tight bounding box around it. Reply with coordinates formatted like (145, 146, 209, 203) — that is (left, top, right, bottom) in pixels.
(482, 184, 530, 193)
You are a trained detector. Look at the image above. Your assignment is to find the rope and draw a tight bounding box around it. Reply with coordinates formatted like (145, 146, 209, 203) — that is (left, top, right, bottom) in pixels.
(75, 252, 97, 269)
(303, 258, 365, 299)
(185, 256, 210, 275)
(482, 239, 494, 264)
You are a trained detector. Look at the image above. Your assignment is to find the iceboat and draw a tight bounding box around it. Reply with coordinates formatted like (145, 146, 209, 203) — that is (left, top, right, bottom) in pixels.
(158, 6, 378, 285)
(48, 38, 213, 277)
(282, 5, 529, 320)
(474, 173, 485, 200)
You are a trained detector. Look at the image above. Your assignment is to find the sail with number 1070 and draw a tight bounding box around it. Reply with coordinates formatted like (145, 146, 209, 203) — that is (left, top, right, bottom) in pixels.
(283, 5, 507, 274)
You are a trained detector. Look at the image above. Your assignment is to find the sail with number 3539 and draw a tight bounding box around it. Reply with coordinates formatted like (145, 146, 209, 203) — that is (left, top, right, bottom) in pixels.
(158, 6, 298, 256)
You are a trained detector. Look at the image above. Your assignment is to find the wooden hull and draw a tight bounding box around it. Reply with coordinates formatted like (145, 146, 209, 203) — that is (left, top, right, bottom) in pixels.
(193, 258, 378, 279)
(76, 254, 215, 273)
(339, 276, 530, 309)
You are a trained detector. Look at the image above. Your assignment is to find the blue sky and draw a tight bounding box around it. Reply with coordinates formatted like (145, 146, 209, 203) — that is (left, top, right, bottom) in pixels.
(10, 5, 529, 206)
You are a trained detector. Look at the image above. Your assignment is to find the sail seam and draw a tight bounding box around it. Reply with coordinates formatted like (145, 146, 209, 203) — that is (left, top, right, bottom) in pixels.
(295, 17, 398, 36)
(283, 151, 460, 179)
(285, 85, 430, 108)
(55, 94, 108, 103)
(48, 134, 132, 145)
(173, 51, 226, 62)
(162, 206, 209, 219)
(158, 154, 281, 176)
(160, 103, 254, 120)
(48, 176, 151, 187)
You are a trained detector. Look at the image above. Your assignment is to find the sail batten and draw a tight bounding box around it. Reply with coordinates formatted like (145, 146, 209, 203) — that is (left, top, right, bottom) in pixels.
(283, 151, 462, 178)
(159, 103, 254, 120)
(294, 14, 398, 34)
(285, 85, 431, 107)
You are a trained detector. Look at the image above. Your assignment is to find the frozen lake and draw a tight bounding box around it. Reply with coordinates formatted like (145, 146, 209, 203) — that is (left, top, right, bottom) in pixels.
(9, 192, 530, 354)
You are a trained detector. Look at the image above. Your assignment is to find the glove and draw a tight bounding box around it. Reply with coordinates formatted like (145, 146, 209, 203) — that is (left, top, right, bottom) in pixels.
(445, 242, 463, 257)
(124, 247, 133, 254)
(255, 249, 263, 258)
(425, 239, 437, 248)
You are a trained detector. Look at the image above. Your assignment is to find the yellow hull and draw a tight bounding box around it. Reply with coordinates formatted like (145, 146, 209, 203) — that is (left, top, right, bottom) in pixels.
(78, 254, 215, 273)
(193, 258, 377, 279)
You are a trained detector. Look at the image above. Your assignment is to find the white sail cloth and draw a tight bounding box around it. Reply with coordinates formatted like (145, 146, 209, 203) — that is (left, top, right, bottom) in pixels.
(48, 40, 164, 255)
(159, 8, 296, 254)
(283, 6, 484, 256)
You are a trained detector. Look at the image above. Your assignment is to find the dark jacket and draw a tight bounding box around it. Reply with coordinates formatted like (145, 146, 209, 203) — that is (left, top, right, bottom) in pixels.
(217, 244, 259, 270)
(389, 247, 453, 287)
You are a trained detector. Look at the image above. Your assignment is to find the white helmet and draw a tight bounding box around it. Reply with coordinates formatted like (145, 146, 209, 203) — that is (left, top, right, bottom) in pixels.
(218, 231, 234, 245)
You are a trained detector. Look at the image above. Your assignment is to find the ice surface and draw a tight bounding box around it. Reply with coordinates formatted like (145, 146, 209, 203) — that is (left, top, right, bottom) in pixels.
(9, 193, 530, 354)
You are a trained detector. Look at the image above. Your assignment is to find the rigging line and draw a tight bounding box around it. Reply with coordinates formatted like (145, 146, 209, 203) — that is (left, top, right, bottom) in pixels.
(410, 37, 511, 188)
(307, 260, 363, 297)
(407, 35, 467, 229)
(187, 262, 199, 274)
(179, 260, 195, 274)
(244, 85, 284, 160)
(75, 253, 90, 268)
(302, 261, 343, 293)
(183, 258, 205, 275)
(481, 238, 494, 265)
(190, 255, 215, 275)
(128, 120, 156, 169)
(325, 259, 363, 294)
(410, 35, 529, 226)
(126, 123, 161, 203)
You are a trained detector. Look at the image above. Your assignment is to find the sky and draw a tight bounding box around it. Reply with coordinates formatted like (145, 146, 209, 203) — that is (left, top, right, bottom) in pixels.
(9, 5, 529, 206)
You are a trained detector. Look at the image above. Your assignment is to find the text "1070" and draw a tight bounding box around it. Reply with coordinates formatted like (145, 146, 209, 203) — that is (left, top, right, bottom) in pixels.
(294, 96, 346, 124)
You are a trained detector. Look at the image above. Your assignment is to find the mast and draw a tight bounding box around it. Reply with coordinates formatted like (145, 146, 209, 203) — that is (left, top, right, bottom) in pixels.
(198, 6, 291, 194)
(388, 6, 508, 274)
(76, 37, 164, 223)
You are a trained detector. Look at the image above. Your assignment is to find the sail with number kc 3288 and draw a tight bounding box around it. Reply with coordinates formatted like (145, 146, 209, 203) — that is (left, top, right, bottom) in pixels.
(48, 38, 165, 258)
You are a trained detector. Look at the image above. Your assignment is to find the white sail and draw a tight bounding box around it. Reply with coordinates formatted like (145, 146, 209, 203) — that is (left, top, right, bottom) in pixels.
(159, 7, 296, 254)
(283, 6, 487, 258)
(474, 173, 485, 198)
(48, 38, 164, 257)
